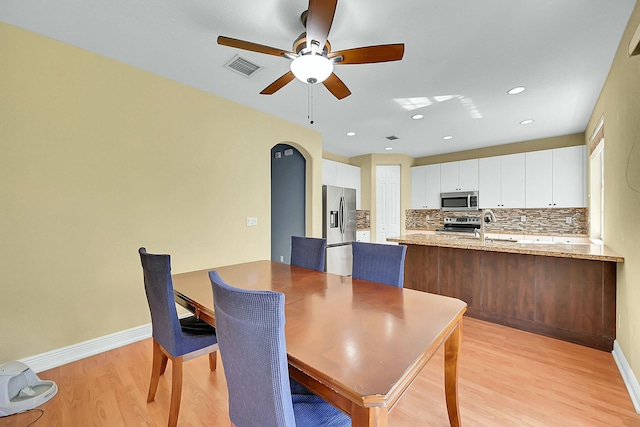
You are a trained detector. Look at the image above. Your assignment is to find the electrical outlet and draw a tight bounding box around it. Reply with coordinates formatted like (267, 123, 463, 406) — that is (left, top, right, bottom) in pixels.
(521, 216, 526, 222)
(565, 217, 572, 224)
(280, 256, 284, 262)
(246, 217, 258, 226)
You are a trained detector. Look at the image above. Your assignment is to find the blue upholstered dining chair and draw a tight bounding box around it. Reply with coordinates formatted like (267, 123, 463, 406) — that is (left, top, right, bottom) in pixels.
(351, 241, 408, 288)
(138, 248, 219, 427)
(208, 270, 350, 427)
(290, 236, 327, 271)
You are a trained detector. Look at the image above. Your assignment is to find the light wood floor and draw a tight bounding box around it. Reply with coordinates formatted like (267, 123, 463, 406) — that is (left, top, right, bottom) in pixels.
(3, 317, 639, 426)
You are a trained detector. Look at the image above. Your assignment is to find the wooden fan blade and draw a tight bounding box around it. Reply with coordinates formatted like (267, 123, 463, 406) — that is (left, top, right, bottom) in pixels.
(305, 0, 338, 52)
(322, 73, 351, 100)
(329, 44, 405, 65)
(260, 71, 296, 95)
(218, 36, 292, 58)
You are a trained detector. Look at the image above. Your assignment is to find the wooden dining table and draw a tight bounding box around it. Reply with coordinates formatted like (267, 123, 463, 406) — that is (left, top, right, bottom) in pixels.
(172, 260, 467, 427)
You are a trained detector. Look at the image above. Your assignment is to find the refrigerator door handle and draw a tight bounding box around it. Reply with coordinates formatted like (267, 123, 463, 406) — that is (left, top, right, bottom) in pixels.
(339, 196, 345, 235)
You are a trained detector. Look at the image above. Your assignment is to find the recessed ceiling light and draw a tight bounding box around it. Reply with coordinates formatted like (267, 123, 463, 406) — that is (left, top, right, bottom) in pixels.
(508, 86, 526, 95)
(385, 147, 393, 151)
(346, 131, 356, 136)
(520, 119, 534, 125)
(411, 114, 424, 120)
(443, 135, 453, 140)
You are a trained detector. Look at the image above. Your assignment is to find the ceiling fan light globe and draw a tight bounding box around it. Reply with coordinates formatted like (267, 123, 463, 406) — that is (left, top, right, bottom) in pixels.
(290, 54, 333, 84)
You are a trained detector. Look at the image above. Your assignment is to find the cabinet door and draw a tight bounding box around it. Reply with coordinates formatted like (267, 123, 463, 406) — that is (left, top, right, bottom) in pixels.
(356, 230, 371, 242)
(337, 162, 361, 209)
(478, 156, 501, 208)
(423, 164, 441, 208)
(552, 146, 585, 208)
(457, 159, 479, 191)
(410, 166, 427, 209)
(525, 150, 553, 208)
(500, 153, 526, 208)
(322, 159, 338, 186)
(440, 162, 459, 192)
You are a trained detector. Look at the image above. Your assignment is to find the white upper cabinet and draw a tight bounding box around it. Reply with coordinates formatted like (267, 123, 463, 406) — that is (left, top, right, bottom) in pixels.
(525, 146, 585, 208)
(552, 145, 586, 208)
(500, 153, 526, 208)
(479, 153, 526, 208)
(411, 166, 426, 209)
(322, 159, 362, 209)
(478, 156, 502, 208)
(525, 150, 553, 208)
(440, 159, 478, 192)
(322, 159, 338, 186)
(410, 164, 441, 209)
(336, 162, 359, 191)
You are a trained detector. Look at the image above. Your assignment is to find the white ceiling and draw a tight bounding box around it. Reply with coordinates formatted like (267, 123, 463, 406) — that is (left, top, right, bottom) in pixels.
(1, 0, 636, 158)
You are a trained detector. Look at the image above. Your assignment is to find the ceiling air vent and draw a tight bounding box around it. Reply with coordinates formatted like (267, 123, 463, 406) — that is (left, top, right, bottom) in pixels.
(224, 54, 263, 77)
(385, 135, 400, 141)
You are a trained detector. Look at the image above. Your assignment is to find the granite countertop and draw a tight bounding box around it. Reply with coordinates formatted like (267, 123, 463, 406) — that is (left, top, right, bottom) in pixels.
(387, 233, 624, 263)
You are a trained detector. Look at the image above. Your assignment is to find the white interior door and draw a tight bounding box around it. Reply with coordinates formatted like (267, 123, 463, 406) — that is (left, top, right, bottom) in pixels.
(376, 165, 401, 243)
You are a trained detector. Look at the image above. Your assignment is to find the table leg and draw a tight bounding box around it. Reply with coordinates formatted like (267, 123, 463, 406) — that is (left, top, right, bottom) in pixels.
(351, 403, 388, 427)
(444, 319, 462, 427)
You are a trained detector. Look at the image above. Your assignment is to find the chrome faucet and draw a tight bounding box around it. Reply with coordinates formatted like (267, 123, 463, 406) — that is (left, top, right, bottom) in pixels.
(479, 209, 497, 244)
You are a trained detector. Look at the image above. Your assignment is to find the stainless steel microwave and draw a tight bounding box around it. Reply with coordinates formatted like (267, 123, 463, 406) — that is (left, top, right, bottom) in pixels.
(440, 191, 479, 211)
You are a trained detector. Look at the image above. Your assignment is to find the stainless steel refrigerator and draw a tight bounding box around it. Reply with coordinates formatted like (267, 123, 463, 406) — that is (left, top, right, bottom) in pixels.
(322, 185, 356, 276)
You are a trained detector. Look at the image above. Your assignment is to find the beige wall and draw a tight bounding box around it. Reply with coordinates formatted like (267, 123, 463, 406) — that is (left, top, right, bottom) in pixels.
(0, 23, 323, 363)
(586, 3, 640, 381)
(412, 133, 585, 166)
(322, 151, 349, 163)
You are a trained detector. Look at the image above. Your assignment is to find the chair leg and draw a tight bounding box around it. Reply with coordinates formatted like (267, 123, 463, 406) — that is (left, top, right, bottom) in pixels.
(168, 356, 184, 427)
(148, 339, 167, 402)
(208, 351, 217, 371)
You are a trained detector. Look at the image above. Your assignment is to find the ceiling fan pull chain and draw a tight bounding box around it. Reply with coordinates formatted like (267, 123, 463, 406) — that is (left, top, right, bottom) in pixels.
(308, 83, 314, 125)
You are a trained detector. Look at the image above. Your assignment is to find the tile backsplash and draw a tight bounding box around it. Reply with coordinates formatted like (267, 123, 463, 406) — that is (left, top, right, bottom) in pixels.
(356, 210, 370, 230)
(406, 208, 588, 236)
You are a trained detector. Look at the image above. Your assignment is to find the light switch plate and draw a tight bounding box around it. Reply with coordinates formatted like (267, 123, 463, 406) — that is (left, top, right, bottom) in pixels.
(246, 217, 258, 226)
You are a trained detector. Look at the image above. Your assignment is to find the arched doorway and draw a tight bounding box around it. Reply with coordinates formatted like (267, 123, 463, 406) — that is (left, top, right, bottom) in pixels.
(271, 144, 306, 264)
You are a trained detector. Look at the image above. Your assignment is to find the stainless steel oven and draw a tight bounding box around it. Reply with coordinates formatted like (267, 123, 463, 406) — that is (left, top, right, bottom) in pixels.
(440, 191, 479, 212)
(436, 216, 481, 234)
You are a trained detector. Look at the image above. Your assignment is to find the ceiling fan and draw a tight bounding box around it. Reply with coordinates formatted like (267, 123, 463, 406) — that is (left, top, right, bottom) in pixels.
(217, 0, 405, 100)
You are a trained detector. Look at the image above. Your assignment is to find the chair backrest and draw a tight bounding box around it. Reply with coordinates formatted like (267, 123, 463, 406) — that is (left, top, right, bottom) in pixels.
(351, 241, 408, 288)
(139, 247, 184, 356)
(208, 270, 296, 427)
(290, 236, 326, 272)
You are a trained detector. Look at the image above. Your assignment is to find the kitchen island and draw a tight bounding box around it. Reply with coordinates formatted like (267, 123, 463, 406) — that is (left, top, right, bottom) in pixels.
(387, 233, 624, 351)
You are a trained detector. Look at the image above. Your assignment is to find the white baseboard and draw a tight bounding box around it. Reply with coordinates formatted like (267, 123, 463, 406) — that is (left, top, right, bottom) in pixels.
(19, 323, 152, 373)
(612, 340, 640, 414)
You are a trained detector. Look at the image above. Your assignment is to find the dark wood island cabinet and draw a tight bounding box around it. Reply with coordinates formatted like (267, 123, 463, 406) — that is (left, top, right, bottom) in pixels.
(388, 234, 624, 351)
